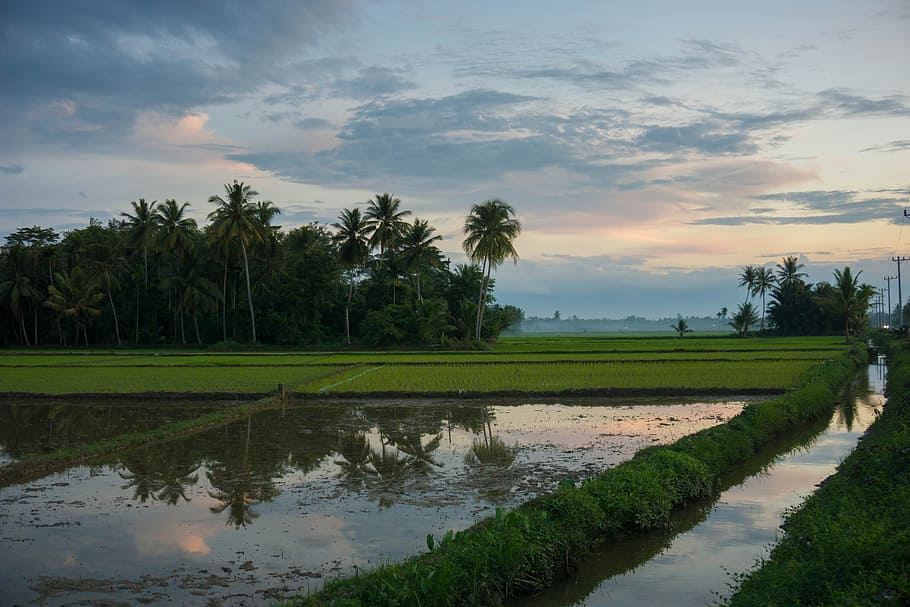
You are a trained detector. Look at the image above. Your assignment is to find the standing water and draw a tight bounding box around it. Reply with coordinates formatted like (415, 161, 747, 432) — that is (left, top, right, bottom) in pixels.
(0, 397, 746, 605)
(516, 363, 885, 607)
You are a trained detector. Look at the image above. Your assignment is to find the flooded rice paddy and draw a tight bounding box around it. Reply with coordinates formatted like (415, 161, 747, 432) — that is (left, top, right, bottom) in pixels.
(516, 364, 885, 607)
(0, 396, 747, 606)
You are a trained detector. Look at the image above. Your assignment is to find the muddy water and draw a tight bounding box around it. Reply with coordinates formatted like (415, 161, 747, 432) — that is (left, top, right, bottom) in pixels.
(0, 399, 229, 465)
(516, 364, 885, 607)
(0, 396, 746, 606)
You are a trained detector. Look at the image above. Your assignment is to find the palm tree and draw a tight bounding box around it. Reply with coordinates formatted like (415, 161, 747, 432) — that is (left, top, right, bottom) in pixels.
(364, 193, 411, 257)
(92, 257, 126, 345)
(671, 318, 692, 337)
(729, 301, 759, 336)
(463, 199, 521, 341)
(830, 267, 874, 341)
(155, 199, 198, 343)
(208, 181, 263, 344)
(180, 253, 222, 344)
(752, 266, 776, 331)
(120, 198, 158, 288)
(45, 268, 104, 346)
(776, 255, 807, 287)
(738, 265, 757, 304)
(333, 208, 371, 345)
(400, 218, 443, 302)
(0, 270, 40, 346)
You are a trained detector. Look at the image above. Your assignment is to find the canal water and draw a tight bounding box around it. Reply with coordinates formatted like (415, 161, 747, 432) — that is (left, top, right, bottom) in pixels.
(515, 364, 885, 607)
(0, 396, 746, 606)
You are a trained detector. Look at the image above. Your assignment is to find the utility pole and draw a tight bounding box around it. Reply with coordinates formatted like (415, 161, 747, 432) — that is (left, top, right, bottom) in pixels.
(885, 275, 897, 327)
(892, 257, 910, 327)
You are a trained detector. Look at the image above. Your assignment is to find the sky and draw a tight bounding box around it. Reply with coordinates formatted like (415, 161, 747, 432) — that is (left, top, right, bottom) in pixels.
(1, 0, 909, 318)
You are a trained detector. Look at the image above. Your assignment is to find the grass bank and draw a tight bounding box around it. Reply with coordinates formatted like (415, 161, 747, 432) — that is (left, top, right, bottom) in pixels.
(724, 342, 910, 606)
(284, 344, 866, 607)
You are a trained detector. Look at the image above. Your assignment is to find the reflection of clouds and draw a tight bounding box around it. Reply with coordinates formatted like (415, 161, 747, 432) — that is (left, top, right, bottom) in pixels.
(133, 516, 218, 557)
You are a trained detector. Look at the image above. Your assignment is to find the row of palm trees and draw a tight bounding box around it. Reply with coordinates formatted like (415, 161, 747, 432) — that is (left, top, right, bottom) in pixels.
(735, 256, 875, 339)
(0, 184, 523, 347)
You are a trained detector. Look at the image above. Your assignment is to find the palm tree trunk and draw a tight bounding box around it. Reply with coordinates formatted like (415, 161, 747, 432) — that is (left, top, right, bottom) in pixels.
(416, 264, 422, 303)
(240, 242, 257, 344)
(345, 278, 353, 345)
(194, 313, 202, 345)
(108, 290, 121, 346)
(33, 306, 38, 345)
(222, 260, 228, 343)
(20, 314, 30, 346)
(135, 285, 141, 344)
(475, 259, 490, 340)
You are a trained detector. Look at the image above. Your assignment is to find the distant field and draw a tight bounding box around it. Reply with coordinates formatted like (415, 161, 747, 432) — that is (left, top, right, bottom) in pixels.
(0, 336, 848, 395)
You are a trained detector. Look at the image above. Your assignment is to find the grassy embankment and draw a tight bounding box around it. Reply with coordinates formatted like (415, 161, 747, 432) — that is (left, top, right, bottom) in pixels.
(281, 342, 866, 607)
(725, 341, 909, 606)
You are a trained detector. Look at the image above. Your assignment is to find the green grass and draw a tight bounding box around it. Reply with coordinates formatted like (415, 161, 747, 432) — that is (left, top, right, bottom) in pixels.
(0, 336, 847, 395)
(0, 365, 345, 394)
(301, 360, 817, 393)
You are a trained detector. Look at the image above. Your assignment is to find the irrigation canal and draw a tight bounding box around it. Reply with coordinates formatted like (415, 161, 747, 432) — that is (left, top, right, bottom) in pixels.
(515, 363, 886, 607)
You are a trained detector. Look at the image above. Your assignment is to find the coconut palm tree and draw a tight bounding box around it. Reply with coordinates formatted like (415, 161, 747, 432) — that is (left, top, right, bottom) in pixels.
(776, 255, 807, 287)
(752, 266, 776, 331)
(400, 218, 443, 302)
(738, 265, 757, 304)
(830, 266, 874, 341)
(333, 208, 371, 344)
(729, 301, 759, 336)
(0, 269, 40, 346)
(120, 198, 158, 288)
(463, 199, 521, 340)
(92, 257, 126, 345)
(155, 199, 198, 343)
(45, 268, 104, 346)
(364, 193, 411, 257)
(208, 181, 263, 344)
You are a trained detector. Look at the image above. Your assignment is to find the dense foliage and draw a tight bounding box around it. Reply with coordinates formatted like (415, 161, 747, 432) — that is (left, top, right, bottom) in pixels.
(738, 256, 875, 337)
(0, 191, 523, 347)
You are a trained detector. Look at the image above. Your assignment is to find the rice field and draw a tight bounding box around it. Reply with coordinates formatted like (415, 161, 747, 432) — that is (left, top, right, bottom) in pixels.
(0, 336, 847, 395)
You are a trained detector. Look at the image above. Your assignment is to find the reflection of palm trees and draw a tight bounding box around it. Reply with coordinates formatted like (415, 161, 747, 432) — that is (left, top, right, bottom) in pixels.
(465, 435, 517, 466)
(394, 432, 443, 473)
(369, 439, 409, 483)
(334, 431, 372, 487)
(119, 447, 201, 505)
(464, 409, 517, 467)
(206, 465, 279, 528)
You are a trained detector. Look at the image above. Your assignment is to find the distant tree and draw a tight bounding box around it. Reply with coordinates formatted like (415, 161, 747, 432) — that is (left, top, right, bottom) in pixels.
(208, 181, 263, 344)
(752, 266, 775, 330)
(776, 255, 807, 287)
(827, 266, 874, 341)
(738, 265, 757, 304)
(671, 318, 692, 337)
(399, 218, 443, 302)
(333, 208, 371, 344)
(120, 199, 157, 288)
(729, 302, 759, 336)
(463, 199, 521, 340)
(364, 193, 411, 257)
(46, 268, 105, 346)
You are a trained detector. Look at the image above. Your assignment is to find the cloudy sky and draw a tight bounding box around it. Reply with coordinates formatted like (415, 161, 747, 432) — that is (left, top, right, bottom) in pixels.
(2, 1, 909, 318)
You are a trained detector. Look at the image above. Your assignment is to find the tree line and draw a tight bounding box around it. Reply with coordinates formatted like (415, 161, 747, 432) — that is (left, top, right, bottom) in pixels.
(732, 256, 875, 338)
(0, 184, 523, 347)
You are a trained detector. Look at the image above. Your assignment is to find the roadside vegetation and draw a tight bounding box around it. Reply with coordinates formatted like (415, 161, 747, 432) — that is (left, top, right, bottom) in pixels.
(725, 340, 909, 606)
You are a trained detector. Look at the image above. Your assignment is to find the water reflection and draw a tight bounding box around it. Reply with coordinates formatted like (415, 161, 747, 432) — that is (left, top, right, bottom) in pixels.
(0, 397, 746, 606)
(515, 366, 883, 607)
